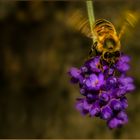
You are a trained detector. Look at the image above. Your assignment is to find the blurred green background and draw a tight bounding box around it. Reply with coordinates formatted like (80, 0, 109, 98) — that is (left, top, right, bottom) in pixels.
(0, 1, 140, 139)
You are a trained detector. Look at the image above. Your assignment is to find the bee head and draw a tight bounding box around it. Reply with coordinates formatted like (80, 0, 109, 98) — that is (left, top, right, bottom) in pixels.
(103, 51, 120, 63)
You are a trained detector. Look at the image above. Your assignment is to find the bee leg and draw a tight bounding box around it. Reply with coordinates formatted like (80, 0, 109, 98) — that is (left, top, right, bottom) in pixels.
(99, 58, 104, 72)
(89, 48, 94, 56)
(88, 42, 98, 57)
(109, 60, 114, 68)
(84, 46, 94, 61)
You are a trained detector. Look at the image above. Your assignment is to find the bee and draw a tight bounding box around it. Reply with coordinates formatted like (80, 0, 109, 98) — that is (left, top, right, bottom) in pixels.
(90, 19, 121, 64)
(57, 10, 138, 64)
(90, 12, 138, 64)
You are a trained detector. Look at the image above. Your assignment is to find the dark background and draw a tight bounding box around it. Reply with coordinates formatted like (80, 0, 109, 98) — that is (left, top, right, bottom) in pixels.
(0, 1, 140, 138)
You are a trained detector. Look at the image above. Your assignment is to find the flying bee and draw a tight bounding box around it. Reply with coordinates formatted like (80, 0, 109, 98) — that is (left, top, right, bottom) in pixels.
(90, 11, 138, 64)
(90, 19, 121, 64)
(57, 10, 138, 64)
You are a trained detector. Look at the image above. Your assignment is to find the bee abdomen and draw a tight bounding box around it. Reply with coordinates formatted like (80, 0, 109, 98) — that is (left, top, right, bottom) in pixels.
(94, 19, 116, 34)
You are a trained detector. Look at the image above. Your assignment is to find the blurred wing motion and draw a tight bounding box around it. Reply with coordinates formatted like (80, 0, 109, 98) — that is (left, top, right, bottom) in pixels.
(56, 10, 93, 38)
(119, 10, 139, 39)
(56, 8, 139, 64)
(56, 9, 139, 40)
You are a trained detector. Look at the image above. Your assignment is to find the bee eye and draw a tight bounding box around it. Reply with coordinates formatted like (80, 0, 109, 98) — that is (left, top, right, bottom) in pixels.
(114, 51, 120, 57)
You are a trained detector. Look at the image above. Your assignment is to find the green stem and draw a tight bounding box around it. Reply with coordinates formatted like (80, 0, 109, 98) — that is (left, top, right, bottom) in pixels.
(86, 0, 95, 42)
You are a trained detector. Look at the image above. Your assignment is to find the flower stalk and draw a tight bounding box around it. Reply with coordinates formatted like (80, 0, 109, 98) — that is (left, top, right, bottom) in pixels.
(86, 0, 95, 42)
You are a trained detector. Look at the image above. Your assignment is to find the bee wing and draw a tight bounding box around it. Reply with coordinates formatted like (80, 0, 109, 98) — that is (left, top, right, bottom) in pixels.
(56, 10, 93, 38)
(124, 10, 139, 27)
(119, 10, 139, 39)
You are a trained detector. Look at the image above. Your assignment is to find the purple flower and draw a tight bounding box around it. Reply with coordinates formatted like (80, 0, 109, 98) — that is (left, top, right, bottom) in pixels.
(115, 88, 126, 98)
(110, 99, 122, 111)
(120, 97, 128, 109)
(117, 62, 130, 72)
(80, 88, 86, 95)
(118, 76, 135, 92)
(117, 111, 128, 124)
(68, 52, 134, 129)
(68, 67, 82, 83)
(116, 55, 131, 72)
(120, 55, 131, 63)
(68, 67, 81, 78)
(76, 98, 91, 115)
(81, 66, 88, 73)
(108, 118, 123, 129)
(75, 98, 86, 115)
(85, 56, 101, 73)
(99, 92, 110, 103)
(85, 73, 104, 90)
(105, 68, 114, 75)
(106, 77, 118, 89)
(101, 106, 113, 120)
(87, 93, 98, 101)
(89, 101, 100, 117)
